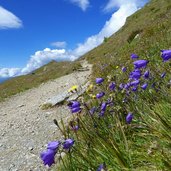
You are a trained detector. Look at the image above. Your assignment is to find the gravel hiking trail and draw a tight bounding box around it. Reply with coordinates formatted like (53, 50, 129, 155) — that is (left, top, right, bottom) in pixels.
(0, 60, 92, 171)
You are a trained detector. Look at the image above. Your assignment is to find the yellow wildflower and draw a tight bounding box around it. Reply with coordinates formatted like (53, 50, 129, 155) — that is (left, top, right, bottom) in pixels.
(68, 85, 78, 93)
(86, 84, 94, 93)
(91, 95, 96, 99)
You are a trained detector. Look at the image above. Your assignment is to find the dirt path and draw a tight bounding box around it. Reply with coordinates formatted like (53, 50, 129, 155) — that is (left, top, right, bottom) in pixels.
(0, 60, 92, 171)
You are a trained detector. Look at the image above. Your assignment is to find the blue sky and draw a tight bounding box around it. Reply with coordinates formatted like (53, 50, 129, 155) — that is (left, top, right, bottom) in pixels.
(0, 0, 148, 78)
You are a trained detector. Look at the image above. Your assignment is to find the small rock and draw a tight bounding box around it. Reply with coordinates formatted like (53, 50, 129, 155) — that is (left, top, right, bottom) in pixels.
(17, 104, 25, 108)
(29, 147, 34, 151)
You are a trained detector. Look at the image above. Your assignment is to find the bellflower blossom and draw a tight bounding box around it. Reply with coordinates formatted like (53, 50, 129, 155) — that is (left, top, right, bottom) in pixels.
(141, 83, 148, 90)
(96, 92, 105, 99)
(122, 67, 127, 72)
(96, 78, 104, 84)
(161, 49, 171, 61)
(130, 80, 140, 86)
(144, 70, 149, 79)
(40, 149, 56, 167)
(161, 72, 166, 78)
(47, 141, 60, 151)
(133, 60, 149, 69)
(126, 113, 133, 124)
(40, 141, 60, 167)
(97, 163, 107, 171)
(131, 53, 139, 59)
(130, 69, 141, 80)
(101, 102, 107, 111)
(109, 82, 115, 90)
(63, 139, 74, 150)
(119, 83, 124, 90)
(90, 107, 96, 115)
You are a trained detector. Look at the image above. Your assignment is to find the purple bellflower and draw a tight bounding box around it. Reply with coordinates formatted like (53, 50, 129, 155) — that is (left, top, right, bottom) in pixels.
(109, 82, 115, 90)
(133, 60, 149, 69)
(126, 113, 133, 124)
(119, 83, 124, 90)
(130, 69, 141, 80)
(144, 70, 149, 79)
(141, 83, 148, 90)
(130, 80, 140, 86)
(90, 107, 96, 115)
(40, 149, 56, 167)
(161, 72, 166, 78)
(161, 49, 171, 61)
(96, 92, 105, 99)
(96, 78, 104, 84)
(131, 53, 139, 59)
(63, 139, 74, 150)
(97, 163, 107, 171)
(122, 67, 127, 72)
(47, 141, 60, 151)
(101, 102, 107, 111)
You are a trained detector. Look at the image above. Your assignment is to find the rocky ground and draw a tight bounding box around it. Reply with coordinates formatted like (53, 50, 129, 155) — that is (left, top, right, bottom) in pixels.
(0, 60, 92, 171)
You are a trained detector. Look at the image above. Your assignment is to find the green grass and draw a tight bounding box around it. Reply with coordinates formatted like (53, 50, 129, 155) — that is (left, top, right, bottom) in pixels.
(82, 0, 171, 80)
(0, 60, 81, 102)
(49, 0, 171, 170)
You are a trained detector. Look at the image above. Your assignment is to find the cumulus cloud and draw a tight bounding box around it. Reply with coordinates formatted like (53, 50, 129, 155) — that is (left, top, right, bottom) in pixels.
(72, 3, 137, 57)
(51, 41, 67, 48)
(0, 48, 76, 78)
(0, 68, 21, 77)
(104, 0, 148, 12)
(70, 0, 90, 11)
(0, 6, 22, 29)
(21, 48, 76, 74)
(0, 0, 148, 78)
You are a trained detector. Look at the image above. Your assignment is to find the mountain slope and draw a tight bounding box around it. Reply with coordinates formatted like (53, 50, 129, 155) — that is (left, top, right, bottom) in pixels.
(0, 61, 81, 101)
(82, 0, 171, 78)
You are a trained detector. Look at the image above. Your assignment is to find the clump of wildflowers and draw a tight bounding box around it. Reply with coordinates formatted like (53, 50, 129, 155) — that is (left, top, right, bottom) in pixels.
(40, 139, 74, 167)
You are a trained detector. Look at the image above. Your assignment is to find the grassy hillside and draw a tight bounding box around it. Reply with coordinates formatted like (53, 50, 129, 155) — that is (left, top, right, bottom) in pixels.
(0, 60, 81, 102)
(83, 0, 171, 79)
(38, 0, 171, 170)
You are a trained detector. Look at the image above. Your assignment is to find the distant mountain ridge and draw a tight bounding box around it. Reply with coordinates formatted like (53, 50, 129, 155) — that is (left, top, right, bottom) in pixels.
(0, 77, 9, 84)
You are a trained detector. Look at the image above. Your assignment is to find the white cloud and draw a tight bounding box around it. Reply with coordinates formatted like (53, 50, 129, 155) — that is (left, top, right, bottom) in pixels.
(0, 0, 148, 78)
(21, 48, 76, 74)
(0, 48, 76, 78)
(51, 41, 67, 48)
(104, 0, 148, 12)
(0, 6, 22, 29)
(0, 68, 21, 77)
(72, 3, 137, 57)
(70, 0, 90, 11)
